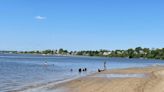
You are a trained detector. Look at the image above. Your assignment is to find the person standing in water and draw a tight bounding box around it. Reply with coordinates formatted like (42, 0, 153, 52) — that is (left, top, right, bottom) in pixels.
(104, 61, 107, 70)
(44, 61, 48, 66)
(70, 69, 73, 72)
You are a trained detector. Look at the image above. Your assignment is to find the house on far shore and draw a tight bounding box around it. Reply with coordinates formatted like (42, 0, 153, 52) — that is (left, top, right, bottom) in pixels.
(103, 51, 111, 56)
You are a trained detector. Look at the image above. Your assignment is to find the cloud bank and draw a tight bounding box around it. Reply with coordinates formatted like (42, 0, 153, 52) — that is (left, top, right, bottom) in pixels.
(35, 16, 46, 20)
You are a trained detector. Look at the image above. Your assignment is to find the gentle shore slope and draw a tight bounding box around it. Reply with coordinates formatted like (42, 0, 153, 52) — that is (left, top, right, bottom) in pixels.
(45, 66, 164, 92)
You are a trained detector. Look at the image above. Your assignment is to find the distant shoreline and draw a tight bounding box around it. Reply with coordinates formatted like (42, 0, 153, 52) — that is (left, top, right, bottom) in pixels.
(1, 53, 164, 62)
(1, 47, 164, 60)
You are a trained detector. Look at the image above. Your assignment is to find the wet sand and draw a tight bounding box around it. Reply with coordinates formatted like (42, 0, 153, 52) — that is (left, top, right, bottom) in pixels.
(46, 66, 164, 92)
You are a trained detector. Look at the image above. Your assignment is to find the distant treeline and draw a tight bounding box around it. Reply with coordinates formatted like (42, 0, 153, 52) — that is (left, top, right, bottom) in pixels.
(76, 47, 164, 60)
(1, 47, 164, 60)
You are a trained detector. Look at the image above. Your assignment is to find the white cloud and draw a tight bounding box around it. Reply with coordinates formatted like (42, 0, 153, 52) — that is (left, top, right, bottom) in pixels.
(35, 16, 46, 20)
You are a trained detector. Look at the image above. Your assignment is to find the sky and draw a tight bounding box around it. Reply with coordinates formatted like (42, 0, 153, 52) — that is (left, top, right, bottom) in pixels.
(0, 0, 164, 51)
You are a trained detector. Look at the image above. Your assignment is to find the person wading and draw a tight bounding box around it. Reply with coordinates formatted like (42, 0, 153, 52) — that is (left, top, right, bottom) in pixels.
(104, 61, 107, 70)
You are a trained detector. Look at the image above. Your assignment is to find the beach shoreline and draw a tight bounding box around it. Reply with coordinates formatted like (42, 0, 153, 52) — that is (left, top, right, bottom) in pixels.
(39, 66, 164, 92)
(13, 66, 164, 92)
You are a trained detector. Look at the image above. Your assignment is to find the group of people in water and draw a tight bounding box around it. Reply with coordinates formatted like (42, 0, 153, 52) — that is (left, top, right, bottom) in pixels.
(70, 68, 87, 73)
(44, 61, 107, 73)
(78, 68, 87, 72)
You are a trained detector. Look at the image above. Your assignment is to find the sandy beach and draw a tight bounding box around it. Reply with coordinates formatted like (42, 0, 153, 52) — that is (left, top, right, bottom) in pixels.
(43, 66, 164, 92)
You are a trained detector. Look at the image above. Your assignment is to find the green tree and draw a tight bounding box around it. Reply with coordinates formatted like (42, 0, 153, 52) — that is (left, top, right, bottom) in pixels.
(127, 48, 134, 58)
(59, 48, 64, 54)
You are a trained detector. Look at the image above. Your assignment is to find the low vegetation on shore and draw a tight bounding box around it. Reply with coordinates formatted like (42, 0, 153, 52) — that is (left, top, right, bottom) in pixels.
(1, 47, 164, 60)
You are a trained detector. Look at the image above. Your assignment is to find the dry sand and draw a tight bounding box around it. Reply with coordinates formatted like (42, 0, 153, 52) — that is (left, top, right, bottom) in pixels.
(47, 66, 164, 92)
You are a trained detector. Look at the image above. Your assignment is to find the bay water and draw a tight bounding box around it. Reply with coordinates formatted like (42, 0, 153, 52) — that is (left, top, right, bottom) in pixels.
(0, 54, 164, 92)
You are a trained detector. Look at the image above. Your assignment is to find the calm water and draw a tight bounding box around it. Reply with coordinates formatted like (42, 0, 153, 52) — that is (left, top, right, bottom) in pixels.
(0, 54, 164, 92)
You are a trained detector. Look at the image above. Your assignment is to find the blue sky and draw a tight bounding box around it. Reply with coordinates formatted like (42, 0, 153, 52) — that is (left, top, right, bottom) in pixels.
(0, 0, 164, 51)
